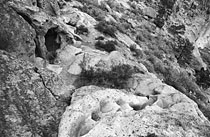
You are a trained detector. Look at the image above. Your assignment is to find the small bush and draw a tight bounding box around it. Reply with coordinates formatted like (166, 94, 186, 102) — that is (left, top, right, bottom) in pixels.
(95, 21, 117, 37)
(195, 68, 210, 89)
(75, 25, 89, 35)
(79, 64, 138, 89)
(78, 4, 105, 21)
(95, 40, 117, 52)
(136, 33, 146, 42)
(130, 44, 143, 58)
(173, 37, 194, 66)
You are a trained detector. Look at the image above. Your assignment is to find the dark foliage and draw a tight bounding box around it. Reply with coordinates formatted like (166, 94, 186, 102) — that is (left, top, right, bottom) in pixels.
(79, 64, 138, 89)
(75, 25, 89, 35)
(154, 16, 165, 28)
(77, 4, 105, 21)
(95, 21, 117, 37)
(160, 0, 176, 9)
(173, 37, 194, 66)
(195, 68, 210, 89)
(139, 133, 158, 137)
(168, 24, 185, 35)
(95, 40, 117, 52)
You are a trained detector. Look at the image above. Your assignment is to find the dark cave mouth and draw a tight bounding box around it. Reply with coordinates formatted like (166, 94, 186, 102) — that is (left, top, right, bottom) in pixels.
(45, 28, 61, 64)
(45, 28, 60, 52)
(35, 27, 61, 64)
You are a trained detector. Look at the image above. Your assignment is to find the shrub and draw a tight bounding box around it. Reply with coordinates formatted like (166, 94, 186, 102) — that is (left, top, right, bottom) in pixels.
(95, 21, 117, 37)
(95, 40, 117, 52)
(130, 44, 143, 58)
(136, 33, 146, 42)
(75, 25, 89, 35)
(195, 68, 210, 89)
(199, 47, 210, 66)
(160, 0, 176, 9)
(79, 64, 138, 89)
(78, 4, 105, 21)
(173, 37, 194, 66)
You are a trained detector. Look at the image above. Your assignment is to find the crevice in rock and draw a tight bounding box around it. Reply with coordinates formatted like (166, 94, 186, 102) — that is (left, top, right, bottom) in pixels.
(129, 103, 144, 111)
(15, 10, 45, 60)
(34, 36, 45, 58)
(33, 67, 59, 100)
(91, 111, 101, 121)
(16, 11, 33, 25)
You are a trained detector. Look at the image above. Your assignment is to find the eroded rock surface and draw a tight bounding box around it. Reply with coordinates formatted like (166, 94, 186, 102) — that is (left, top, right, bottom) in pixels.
(0, 51, 67, 137)
(59, 85, 210, 137)
(2, 0, 210, 136)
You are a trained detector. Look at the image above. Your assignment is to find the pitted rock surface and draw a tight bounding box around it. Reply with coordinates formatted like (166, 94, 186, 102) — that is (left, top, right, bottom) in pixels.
(2, 0, 210, 136)
(58, 84, 210, 137)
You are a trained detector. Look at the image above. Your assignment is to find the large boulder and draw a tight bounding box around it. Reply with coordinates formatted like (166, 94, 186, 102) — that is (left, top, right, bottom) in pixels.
(0, 50, 67, 137)
(0, 3, 36, 60)
(58, 85, 210, 137)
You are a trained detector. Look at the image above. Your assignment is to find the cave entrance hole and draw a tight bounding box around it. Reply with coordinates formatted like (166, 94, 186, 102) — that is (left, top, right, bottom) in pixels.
(44, 27, 61, 64)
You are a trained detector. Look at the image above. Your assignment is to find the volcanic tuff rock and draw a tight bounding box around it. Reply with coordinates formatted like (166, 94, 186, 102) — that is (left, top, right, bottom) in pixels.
(58, 85, 210, 137)
(2, 0, 210, 136)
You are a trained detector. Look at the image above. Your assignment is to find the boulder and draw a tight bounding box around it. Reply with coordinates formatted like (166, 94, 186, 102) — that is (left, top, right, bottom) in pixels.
(58, 85, 210, 137)
(0, 50, 67, 137)
(143, 7, 157, 18)
(0, 4, 36, 60)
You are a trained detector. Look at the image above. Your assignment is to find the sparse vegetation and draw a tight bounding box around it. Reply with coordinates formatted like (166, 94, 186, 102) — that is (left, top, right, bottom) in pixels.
(130, 44, 143, 58)
(174, 37, 194, 66)
(195, 68, 210, 89)
(79, 64, 139, 89)
(95, 40, 117, 52)
(139, 133, 159, 137)
(95, 20, 117, 37)
(75, 25, 89, 35)
(77, 4, 106, 21)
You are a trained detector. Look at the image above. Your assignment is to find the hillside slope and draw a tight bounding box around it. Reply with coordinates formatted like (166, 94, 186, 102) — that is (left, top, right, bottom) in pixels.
(1, 0, 210, 136)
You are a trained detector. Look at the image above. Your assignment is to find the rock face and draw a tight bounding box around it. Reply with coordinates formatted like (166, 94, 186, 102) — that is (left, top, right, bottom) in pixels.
(58, 85, 210, 137)
(2, 0, 210, 136)
(0, 3, 36, 59)
(0, 51, 67, 137)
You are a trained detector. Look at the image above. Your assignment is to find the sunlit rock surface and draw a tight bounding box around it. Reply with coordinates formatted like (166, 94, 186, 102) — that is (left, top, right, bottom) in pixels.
(58, 85, 210, 137)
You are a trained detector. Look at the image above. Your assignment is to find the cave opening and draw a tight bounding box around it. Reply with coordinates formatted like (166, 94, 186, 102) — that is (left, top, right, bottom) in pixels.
(44, 27, 61, 64)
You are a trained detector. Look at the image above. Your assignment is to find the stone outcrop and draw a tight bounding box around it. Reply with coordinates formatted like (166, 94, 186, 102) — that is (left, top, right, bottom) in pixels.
(0, 3, 36, 60)
(2, 0, 210, 136)
(59, 84, 210, 137)
(0, 51, 67, 137)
